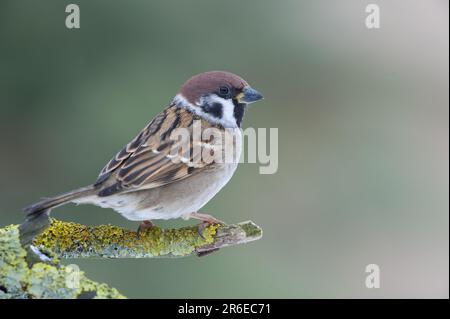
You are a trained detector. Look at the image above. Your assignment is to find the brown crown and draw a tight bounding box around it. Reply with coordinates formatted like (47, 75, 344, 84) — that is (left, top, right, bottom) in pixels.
(178, 71, 248, 104)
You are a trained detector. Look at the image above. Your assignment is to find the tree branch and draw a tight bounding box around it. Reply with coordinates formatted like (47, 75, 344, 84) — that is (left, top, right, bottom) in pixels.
(33, 219, 263, 258)
(0, 224, 125, 299)
(1, 217, 262, 298)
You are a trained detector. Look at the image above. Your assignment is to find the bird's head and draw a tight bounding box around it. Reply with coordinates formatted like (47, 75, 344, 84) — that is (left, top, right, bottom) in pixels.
(173, 71, 263, 128)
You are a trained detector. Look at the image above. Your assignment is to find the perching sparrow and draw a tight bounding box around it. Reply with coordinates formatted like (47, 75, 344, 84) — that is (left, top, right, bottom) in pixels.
(23, 71, 263, 235)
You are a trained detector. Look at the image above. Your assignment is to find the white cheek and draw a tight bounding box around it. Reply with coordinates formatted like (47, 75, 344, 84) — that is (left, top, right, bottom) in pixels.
(172, 94, 238, 128)
(198, 95, 236, 128)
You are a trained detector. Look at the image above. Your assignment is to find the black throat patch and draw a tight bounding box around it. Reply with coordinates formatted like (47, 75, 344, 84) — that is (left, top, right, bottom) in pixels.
(233, 100, 246, 127)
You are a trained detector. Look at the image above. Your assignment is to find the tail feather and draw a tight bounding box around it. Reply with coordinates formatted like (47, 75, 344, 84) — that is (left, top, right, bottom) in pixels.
(23, 185, 95, 217)
(20, 185, 96, 248)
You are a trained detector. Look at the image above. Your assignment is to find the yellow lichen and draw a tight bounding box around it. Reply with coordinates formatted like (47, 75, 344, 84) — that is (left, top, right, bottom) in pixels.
(33, 219, 221, 258)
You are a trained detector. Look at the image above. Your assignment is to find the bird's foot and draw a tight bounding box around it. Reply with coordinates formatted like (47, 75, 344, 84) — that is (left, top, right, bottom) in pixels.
(136, 220, 154, 238)
(190, 212, 225, 225)
(190, 212, 225, 239)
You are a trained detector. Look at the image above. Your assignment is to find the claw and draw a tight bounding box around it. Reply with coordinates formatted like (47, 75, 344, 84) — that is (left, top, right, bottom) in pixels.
(197, 221, 209, 239)
(190, 212, 225, 239)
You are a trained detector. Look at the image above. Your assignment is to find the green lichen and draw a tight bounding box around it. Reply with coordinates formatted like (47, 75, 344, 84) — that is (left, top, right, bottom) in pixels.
(33, 219, 220, 258)
(240, 222, 263, 239)
(0, 224, 125, 299)
(0, 225, 29, 298)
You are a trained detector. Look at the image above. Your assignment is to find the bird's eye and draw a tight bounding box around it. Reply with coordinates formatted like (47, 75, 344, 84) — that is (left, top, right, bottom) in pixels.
(219, 86, 230, 97)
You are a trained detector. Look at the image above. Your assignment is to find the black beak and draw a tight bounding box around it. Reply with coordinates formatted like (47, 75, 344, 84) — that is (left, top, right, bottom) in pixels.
(240, 87, 263, 104)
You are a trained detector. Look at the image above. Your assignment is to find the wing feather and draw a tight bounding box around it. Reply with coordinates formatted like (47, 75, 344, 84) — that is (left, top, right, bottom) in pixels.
(95, 106, 214, 197)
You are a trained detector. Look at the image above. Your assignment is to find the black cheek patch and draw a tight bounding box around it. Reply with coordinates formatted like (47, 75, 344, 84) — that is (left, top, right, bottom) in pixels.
(201, 102, 223, 118)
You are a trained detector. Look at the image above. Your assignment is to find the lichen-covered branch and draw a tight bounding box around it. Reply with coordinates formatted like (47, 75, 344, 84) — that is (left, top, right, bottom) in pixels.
(1, 217, 262, 299)
(33, 219, 263, 258)
(0, 224, 125, 299)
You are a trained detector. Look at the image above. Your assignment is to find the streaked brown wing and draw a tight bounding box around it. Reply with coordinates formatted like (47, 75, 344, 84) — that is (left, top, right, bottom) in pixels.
(95, 108, 168, 185)
(95, 105, 210, 197)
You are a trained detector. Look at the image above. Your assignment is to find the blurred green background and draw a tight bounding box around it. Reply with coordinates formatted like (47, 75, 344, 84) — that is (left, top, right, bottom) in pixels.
(0, 0, 448, 298)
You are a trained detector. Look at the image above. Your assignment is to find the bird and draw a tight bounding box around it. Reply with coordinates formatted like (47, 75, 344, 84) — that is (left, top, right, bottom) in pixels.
(23, 71, 263, 238)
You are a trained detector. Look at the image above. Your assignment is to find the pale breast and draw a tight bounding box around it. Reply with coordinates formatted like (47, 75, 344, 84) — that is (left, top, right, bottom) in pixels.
(114, 162, 238, 221)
